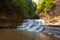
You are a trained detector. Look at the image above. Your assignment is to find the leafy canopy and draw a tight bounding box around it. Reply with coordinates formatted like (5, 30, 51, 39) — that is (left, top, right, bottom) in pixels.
(0, 0, 37, 18)
(12, 0, 37, 18)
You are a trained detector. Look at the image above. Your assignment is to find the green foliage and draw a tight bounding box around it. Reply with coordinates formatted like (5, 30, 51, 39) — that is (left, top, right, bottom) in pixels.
(37, 0, 55, 14)
(12, 0, 37, 18)
(0, 0, 37, 18)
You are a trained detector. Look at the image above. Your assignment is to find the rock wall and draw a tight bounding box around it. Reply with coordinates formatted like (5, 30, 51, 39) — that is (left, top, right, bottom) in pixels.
(39, 0, 60, 25)
(0, 0, 26, 27)
(0, 13, 26, 27)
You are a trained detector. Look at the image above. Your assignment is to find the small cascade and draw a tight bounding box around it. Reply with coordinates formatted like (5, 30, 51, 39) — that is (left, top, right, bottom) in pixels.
(17, 19, 45, 32)
(17, 19, 60, 38)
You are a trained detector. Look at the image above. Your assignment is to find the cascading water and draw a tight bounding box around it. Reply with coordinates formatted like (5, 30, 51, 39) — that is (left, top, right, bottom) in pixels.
(17, 19, 45, 32)
(17, 19, 60, 38)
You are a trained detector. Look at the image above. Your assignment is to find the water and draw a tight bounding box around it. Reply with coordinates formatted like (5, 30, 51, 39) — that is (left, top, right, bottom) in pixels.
(17, 19, 60, 38)
(17, 19, 45, 32)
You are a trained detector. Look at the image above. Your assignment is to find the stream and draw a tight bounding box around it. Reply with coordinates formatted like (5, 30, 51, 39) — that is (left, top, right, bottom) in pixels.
(17, 19, 60, 38)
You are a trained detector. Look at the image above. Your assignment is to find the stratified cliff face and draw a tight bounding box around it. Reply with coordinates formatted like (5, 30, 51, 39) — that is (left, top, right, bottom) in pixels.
(0, 0, 26, 27)
(54, 0, 60, 16)
(0, 13, 25, 27)
(0, 0, 36, 27)
(39, 0, 60, 25)
(48, 0, 60, 25)
(49, 0, 60, 16)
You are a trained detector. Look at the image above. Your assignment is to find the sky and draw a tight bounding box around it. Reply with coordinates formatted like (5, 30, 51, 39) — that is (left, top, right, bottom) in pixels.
(32, 0, 44, 4)
(32, 0, 38, 4)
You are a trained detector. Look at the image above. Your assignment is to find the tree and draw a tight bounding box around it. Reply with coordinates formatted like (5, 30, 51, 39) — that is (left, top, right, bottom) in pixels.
(0, 0, 37, 27)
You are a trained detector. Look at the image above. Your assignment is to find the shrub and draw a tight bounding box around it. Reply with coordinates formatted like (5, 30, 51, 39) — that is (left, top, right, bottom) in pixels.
(37, 0, 55, 14)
